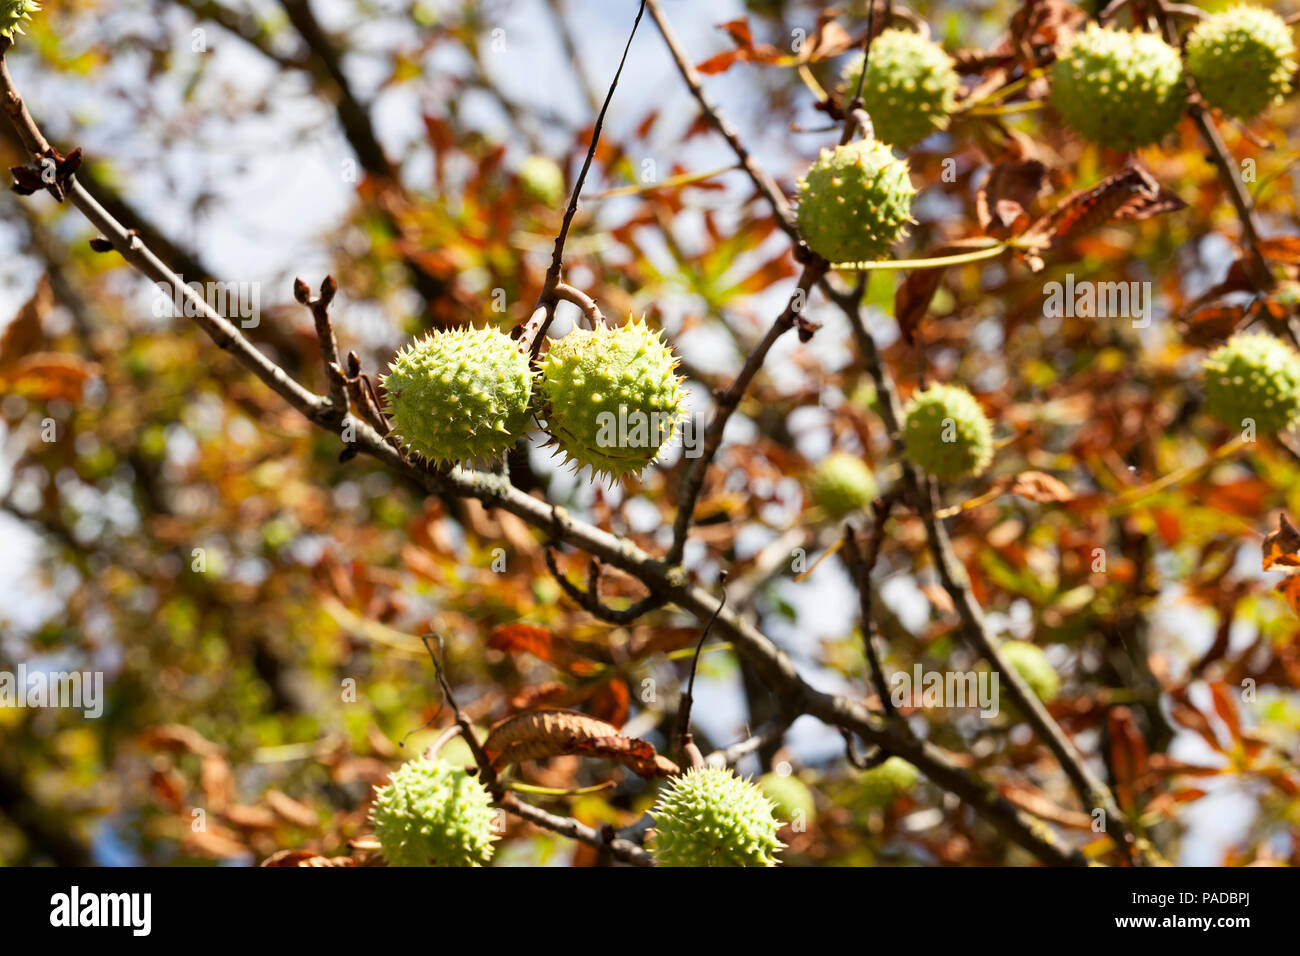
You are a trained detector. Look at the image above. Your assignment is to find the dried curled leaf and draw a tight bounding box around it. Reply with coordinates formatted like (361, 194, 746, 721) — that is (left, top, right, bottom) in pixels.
(488, 622, 603, 676)
(483, 709, 678, 778)
(1017, 164, 1185, 270)
(1262, 513, 1300, 617)
(977, 160, 1047, 238)
(1262, 512, 1300, 571)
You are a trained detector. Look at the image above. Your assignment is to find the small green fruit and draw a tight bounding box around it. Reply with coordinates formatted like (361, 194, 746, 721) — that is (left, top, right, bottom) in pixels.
(901, 383, 994, 480)
(796, 139, 915, 265)
(519, 155, 566, 207)
(859, 756, 919, 808)
(1050, 24, 1185, 150)
(539, 317, 686, 479)
(758, 772, 817, 826)
(383, 325, 533, 467)
(1187, 5, 1296, 120)
(0, 1, 39, 40)
(650, 767, 784, 867)
(840, 29, 960, 149)
(999, 640, 1060, 703)
(1203, 331, 1300, 433)
(370, 758, 497, 867)
(809, 452, 877, 518)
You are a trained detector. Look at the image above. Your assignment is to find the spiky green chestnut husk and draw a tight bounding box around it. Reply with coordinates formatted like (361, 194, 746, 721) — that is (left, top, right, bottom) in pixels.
(840, 29, 960, 149)
(1050, 24, 1185, 150)
(999, 640, 1060, 703)
(1, 0, 39, 39)
(650, 767, 784, 867)
(901, 384, 994, 480)
(796, 139, 915, 265)
(858, 757, 919, 808)
(758, 772, 816, 826)
(370, 758, 497, 867)
(383, 326, 532, 467)
(539, 317, 685, 479)
(1203, 331, 1300, 433)
(1187, 6, 1297, 120)
(809, 452, 877, 518)
(519, 155, 566, 207)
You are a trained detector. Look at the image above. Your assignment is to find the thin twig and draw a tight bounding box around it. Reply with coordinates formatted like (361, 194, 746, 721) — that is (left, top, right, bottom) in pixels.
(544, 547, 665, 624)
(499, 793, 652, 866)
(293, 275, 348, 426)
(421, 634, 501, 798)
(672, 573, 728, 768)
(839, 0, 877, 146)
(516, 0, 647, 360)
(668, 261, 826, 561)
(554, 282, 606, 329)
(705, 719, 788, 767)
(841, 496, 897, 716)
(1151, 0, 1272, 292)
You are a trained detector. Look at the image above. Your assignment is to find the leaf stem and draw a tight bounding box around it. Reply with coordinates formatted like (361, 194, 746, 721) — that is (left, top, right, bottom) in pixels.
(833, 241, 1009, 272)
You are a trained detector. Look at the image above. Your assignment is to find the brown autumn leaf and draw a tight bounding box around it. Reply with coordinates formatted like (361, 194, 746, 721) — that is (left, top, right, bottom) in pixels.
(956, 0, 1083, 78)
(265, 789, 320, 829)
(1002, 471, 1075, 504)
(1207, 682, 1241, 739)
(1018, 164, 1186, 270)
(0, 274, 50, 370)
(487, 622, 603, 676)
(1009, 0, 1086, 59)
(1275, 575, 1300, 619)
(0, 353, 95, 402)
(895, 238, 1001, 344)
(587, 678, 631, 727)
(1262, 512, 1300, 620)
(1146, 754, 1225, 777)
(1107, 706, 1148, 813)
(140, 723, 222, 757)
(483, 709, 678, 778)
(183, 824, 251, 860)
(149, 764, 187, 813)
(1176, 303, 1249, 347)
(1168, 691, 1225, 753)
(629, 626, 703, 660)
(696, 18, 785, 75)
(998, 784, 1093, 829)
(224, 804, 279, 830)
(509, 681, 573, 712)
(977, 159, 1047, 238)
(200, 754, 234, 813)
(571, 736, 676, 779)
(484, 709, 619, 762)
(1257, 235, 1300, 264)
(508, 675, 627, 721)
(804, 9, 856, 62)
(1261, 512, 1300, 571)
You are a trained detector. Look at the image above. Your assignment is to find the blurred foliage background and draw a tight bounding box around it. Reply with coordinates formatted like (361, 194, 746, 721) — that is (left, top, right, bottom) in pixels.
(2, 0, 1300, 866)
